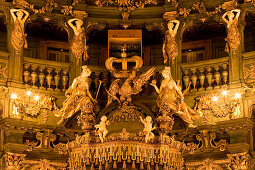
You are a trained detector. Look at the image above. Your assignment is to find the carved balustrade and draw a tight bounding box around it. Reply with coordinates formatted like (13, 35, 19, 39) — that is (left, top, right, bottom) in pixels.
(179, 57, 229, 92)
(23, 57, 71, 91)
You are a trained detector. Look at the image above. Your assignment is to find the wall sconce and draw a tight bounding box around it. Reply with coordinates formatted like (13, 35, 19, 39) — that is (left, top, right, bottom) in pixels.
(194, 89, 242, 121)
(10, 90, 58, 118)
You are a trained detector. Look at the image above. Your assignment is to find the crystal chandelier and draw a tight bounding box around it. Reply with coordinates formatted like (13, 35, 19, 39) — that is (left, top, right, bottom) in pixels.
(194, 89, 242, 120)
(10, 90, 58, 118)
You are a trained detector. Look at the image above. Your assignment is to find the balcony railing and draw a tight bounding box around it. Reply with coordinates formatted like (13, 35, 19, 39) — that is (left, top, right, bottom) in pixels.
(23, 57, 71, 91)
(179, 57, 229, 92)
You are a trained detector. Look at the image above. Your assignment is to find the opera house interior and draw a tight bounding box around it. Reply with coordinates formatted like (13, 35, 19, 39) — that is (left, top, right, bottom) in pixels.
(1, 0, 255, 169)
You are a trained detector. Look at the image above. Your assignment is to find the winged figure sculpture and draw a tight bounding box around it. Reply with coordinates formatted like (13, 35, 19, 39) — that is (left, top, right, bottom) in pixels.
(106, 67, 155, 106)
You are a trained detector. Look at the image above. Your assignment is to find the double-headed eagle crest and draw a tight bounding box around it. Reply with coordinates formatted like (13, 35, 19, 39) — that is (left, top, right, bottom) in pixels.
(106, 67, 155, 106)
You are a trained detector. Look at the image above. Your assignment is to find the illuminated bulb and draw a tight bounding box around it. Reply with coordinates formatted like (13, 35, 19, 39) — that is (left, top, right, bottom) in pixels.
(212, 96, 218, 102)
(34, 95, 40, 101)
(222, 90, 228, 97)
(26, 91, 32, 96)
(11, 93, 18, 99)
(234, 93, 241, 99)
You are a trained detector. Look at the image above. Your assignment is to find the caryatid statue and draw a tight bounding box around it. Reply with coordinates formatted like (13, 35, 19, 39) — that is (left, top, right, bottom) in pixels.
(222, 9, 241, 57)
(162, 20, 180, 65)
(150, 67, 200, 127)
(68, 18, 88, 62)
(10, 9, 29, 52)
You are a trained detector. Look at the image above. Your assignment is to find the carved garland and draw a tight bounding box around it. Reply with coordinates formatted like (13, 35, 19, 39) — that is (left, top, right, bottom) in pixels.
(172, 0, 238, 19)
(186, 132, 227, 153)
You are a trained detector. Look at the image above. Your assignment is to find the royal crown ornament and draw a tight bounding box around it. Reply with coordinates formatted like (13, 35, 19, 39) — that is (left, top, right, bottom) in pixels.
(105, 46, 143, 78)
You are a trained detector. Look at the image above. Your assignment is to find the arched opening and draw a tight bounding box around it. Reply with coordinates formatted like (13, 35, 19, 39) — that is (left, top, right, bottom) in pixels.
(86, 28, 108, 65)
(182, 20, 227, 63)
(25, 19, 69, 62)
(244, 12, 255, 52)
(0, 11, 7, 52)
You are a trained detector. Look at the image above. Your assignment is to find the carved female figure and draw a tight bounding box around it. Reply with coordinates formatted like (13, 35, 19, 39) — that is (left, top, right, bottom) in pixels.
(150, 67, 199, 127)
(68, 18, 88, 62)
(10, 9, 29, 51)
(57, 66, 96, 124)
(222, 9, 241, 56)
(162, 20, 180, 65)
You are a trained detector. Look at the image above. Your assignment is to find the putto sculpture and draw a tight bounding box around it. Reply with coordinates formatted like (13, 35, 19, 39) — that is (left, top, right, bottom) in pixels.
(222, 9, 241, 57)
(56, 65, 96, 124)
(68, 18, 88, 62)
(95, 115, 109, 143)
(162, 20, 180, 65)
(140, 116, 156, 143)
(150, 67, 200, 128)
(10, 9, 29, 52)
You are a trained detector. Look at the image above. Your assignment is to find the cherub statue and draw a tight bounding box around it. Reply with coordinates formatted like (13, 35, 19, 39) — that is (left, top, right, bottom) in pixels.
(140, 116, 156, 143)
(68, 18, 88, 62)
(150, 67, 200, 127)
(222, 9, 241, 56)
(56, 66, 96, 124)
(162, 20, 180, 65)
(106, 67, 155, 106)
(95, 115, 109, 143)
(10, 9, 29, 52)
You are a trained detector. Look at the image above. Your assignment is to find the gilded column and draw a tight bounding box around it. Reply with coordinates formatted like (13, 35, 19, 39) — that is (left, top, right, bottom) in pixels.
(7, 9, 29, 85)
